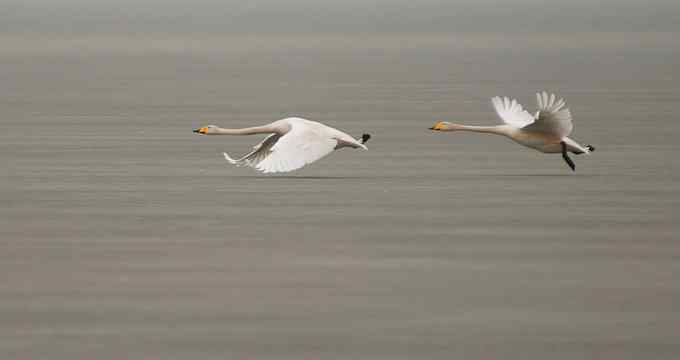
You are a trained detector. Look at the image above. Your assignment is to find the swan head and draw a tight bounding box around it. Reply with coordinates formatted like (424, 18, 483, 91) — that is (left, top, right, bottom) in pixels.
(429, 121, 455, 131)
(193, 125, 218, 135)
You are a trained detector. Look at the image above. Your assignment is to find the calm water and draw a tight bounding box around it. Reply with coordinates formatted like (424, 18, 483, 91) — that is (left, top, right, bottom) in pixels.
(2, 33, 680, 359)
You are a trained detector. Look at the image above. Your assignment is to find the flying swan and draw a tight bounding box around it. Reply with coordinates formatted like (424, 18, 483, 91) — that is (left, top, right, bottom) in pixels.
(430, 91, 595, 171)
(194, 117, 370, 173)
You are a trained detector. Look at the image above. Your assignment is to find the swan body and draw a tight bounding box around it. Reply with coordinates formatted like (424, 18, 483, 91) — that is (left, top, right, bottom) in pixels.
(194, 117, 369, 173)
(430, 91, 595, 171)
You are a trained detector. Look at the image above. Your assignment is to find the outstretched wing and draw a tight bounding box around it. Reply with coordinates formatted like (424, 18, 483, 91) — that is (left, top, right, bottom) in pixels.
(224, 121, 336, 173)
(491, 96, 535, 128)
(223, 133, 281, 168)
(524, 91, 573, 138)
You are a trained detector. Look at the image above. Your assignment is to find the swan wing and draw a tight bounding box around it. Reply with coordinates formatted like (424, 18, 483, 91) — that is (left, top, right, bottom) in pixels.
(249, 121, 336, 173)
(491, 96, 535, 128)
(524, 91, 573, 138)
(222, 133, 281, 167)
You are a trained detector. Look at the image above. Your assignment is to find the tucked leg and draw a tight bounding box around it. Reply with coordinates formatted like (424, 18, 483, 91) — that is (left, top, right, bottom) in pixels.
(561, 141, 575, 171)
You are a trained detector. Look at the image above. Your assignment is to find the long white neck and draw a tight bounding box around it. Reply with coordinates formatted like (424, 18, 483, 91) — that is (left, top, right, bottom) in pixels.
(214, 125, 274, 135)
(450, 124, 513, 137)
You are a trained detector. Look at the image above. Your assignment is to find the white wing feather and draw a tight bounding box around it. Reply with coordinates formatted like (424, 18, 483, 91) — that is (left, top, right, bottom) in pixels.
(524, 91, 573, 138)
(491, 96, 535, 128)
(223, 133, 280, 168)
(255, 122, 336, 173)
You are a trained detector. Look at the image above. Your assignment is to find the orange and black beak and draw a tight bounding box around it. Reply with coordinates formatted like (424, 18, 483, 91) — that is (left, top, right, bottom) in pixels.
(193, 127, 208, 134)
(429, 121, 446, 131)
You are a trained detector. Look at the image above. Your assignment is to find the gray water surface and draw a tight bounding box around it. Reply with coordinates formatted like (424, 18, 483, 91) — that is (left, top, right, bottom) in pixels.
(2, 33, 679, 359)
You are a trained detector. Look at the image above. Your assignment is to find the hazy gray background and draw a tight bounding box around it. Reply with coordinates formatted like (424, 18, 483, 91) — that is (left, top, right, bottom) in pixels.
(2, 0, 680, 33)
(2, 1, 680, 359)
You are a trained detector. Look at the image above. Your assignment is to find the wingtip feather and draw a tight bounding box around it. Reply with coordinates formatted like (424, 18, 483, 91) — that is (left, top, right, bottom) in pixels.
(223, 152, 238, 164)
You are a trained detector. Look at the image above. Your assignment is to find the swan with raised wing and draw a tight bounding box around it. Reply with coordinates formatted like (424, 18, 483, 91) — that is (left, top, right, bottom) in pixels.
(194, 117, 370, 173)
(430, 91, 594, 171)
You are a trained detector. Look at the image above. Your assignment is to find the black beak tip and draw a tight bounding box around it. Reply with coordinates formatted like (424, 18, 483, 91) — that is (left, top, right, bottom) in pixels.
(193, 129, 200, 133)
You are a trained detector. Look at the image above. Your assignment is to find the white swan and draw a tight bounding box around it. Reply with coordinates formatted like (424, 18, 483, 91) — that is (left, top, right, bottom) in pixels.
(194, 117, 370, 173)
(430, 91, 595, 171)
